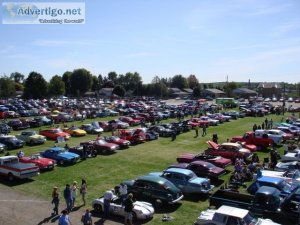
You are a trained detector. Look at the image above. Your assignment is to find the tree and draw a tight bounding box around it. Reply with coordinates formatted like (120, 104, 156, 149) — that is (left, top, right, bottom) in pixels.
(107, 71, 118, 85)
(62, 71, 72, 96)
(48, 75, 65, 97)
(70, 68, 92, 96)
(171, 75, 188, 89)
(113, 85, 125, 97)
(187, 75, 199, 89)
(224, 81, 238, 97)
(124, 72, 142, 91)
(10, 72, 24, 83)
(23, 71, 48, 99)
(0, 76, 16, 97)
(91, 76, 100, 92)
(193, 85, 202, 97)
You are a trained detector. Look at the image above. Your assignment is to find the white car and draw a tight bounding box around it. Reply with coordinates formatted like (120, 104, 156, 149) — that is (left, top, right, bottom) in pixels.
(281, 152, 300, 162)
(92, 194, 154, 220)
(254, 169, 300, 185)
(255, 129, 282, 145)
(200, 116, 219, 126)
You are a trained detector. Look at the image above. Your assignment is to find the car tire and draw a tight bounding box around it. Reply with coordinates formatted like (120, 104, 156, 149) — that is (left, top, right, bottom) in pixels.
(132, 212, 137, 221)
(58, 160, 64, 166)
(29, 140, 34, 146)
(94, 204, 102, 212)
(154, 199, 163, 208)
(8, 173, 14, 181)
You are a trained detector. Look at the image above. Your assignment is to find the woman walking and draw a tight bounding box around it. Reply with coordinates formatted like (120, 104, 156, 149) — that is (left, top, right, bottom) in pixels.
(51, 186, 60, 216)
(80, 179, 87, 206)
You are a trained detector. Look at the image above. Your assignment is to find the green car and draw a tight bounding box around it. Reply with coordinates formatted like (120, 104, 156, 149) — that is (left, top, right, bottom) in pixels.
(122, 175, 184, 207)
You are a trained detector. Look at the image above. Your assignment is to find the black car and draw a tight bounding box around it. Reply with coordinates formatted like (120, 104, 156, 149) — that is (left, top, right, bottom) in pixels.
(68, 145, 97, 159)
(0, 123, 11, 134)
(0, 135, 25, 150)
(27, 118, 44, 128)
(149, 125, 174, 137)
(7, 119, 30, 130)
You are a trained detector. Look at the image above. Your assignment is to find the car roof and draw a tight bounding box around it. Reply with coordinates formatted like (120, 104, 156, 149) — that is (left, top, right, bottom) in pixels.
(190, 160, 211, 166)
(164, 167, 195, 175)
(256, 186, 281, 196)
(257, 176, 284, 184)
(216, 205, 248, 218)
(47, 147, 65, 151)
(137, 175, 169, 184)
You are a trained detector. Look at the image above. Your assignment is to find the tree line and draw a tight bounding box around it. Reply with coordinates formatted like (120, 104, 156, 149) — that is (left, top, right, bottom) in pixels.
(0, 69, 299, 99)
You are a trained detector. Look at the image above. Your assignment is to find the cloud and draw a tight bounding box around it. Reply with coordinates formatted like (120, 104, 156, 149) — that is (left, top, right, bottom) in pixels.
(32, 39, 98, 47)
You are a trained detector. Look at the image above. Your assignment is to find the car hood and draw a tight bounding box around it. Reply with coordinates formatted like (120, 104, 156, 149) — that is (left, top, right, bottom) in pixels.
(148, 172, 163, 177)
(189, 177, 210, 185)
(31, 134, 46, 139)
(207, 140, 220, 150)
(177, 154, 196, 160)
(133, 201, 154, 214)
(58, 152, 79, 159)
(209, 167, 225, 175)
(33, 158, 54, 164)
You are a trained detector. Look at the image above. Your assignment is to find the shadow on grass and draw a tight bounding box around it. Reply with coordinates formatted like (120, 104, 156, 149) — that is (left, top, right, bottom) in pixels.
(92, 210, 152, 225)
(0, 177, 35, 187)
(38, 214, 59, 225)
(154, 202, 182, 213)
(211, 178, 225, 187)
(183, 193, 210, 202)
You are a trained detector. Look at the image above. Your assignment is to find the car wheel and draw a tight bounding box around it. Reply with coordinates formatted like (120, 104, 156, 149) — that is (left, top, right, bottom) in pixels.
(94, 204, 102, 212)
(58, 160, 64, 166)
(29, 140, 34, 146)
(91, 150, 97, 157)
(154, 199, 163, 208)
(8, 173, 14, 181)
(132, 212, 137, 221)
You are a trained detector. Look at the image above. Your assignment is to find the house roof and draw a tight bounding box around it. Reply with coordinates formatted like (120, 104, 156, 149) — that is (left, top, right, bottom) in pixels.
(233, 88, 257, 94)
(183, 88, 193, 93)
(203, 89, 225, 94)
(257, 82, 282, 89)
(168, 88, 181, 93)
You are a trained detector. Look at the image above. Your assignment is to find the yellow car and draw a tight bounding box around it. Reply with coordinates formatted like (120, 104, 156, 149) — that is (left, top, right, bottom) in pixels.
(63, 126, 87, 137)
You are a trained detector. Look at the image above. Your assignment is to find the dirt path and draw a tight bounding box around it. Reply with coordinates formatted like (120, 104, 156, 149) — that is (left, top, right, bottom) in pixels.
(0, 184, 125, 225)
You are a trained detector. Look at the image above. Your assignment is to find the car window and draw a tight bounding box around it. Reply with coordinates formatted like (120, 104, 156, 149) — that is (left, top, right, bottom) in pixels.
(226, 216, 239, 225)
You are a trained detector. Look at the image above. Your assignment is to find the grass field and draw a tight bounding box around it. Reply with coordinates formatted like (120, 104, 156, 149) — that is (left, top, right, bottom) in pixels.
(0, 113, 293, 225)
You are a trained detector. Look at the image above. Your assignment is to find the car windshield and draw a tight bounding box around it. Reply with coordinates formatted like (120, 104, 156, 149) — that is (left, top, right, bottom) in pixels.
(96, 140, 107, 144)
(243, 213, 257, 225)
(280, 180, 292, 192)
(57, 149, 67, 154)
(53, 129, 63, 133)
(30, 154, 41, 159)
(111, 136, 120, 141)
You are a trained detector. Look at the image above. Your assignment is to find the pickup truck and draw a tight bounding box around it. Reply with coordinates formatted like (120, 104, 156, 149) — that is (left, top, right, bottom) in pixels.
(194, 205, 280, 225)
(0, 155, 39, 181)
(231, 131, 273, 150)
(209, 186, 300, 223)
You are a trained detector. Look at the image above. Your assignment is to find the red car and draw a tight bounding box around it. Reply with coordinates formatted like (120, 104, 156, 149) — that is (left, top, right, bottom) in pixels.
(104, 136, 131, 149)
(19, 153, 56, 171)
(205, 141, 252, 161)
(39, 128, 71, 140)
(98, 121, 111, 132)
(169, 160, 226, 178)
(80, 139, 119, 154)
(119, 116, 140, 126)
(117, 129, 146, 144)
(189, 118, 210, 127)
(177, 153, 231, 168)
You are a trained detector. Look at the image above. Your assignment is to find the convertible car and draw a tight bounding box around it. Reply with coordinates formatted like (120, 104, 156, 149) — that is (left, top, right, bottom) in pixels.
(63, 126, 87, 137)
(92, 194, 154, 220)
(19, 153, 56, 171)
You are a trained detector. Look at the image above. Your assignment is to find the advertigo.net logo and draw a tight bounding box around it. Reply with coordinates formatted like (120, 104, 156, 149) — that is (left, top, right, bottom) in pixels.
(2, 2, 85, 24)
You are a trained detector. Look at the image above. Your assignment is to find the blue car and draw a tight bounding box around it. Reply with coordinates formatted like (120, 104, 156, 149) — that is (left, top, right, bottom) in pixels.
(247, 176, 297, 197)
(148, 168, 214, 194)
(40, 147, 80, 166)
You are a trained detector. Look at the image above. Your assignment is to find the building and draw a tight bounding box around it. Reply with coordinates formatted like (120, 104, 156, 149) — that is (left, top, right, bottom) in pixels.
(99, 88, 114, 97)
(202, 88, 225, 98)
(168, 88, 190, 98)
(257, 82, 282, 98)
(233, 88, 257, 98)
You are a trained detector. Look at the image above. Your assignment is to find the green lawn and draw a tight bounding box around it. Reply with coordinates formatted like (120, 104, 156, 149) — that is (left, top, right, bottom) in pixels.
(0, 113, 291, 225)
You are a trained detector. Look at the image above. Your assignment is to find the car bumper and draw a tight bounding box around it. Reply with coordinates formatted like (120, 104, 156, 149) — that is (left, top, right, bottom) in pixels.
(169, 194, 184, 204)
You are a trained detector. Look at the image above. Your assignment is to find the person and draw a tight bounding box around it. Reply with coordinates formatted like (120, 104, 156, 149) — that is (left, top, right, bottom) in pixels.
(96, 134, 101, 141)
(124, 193, 134, 225)
(171, 131, 176, 141)
(52, 186, 60, 216)
(261, 122, 265, 130)
(63, 184, 72, 212)
(64, 143, 69, 150)
(265, 118, 268, 128)
(202, 125, 207, 137)
(71, 181, 78, 208)
(252, 124, 257, 132)
(103, 189, 114, 218)
(119, 183, 128, 202)
(17, 150, 24, 158)
(80, 179, 87, 206)
(81, 208, 92, 225)
(194, 126, 199, 138)
(58, 209, 72, 225)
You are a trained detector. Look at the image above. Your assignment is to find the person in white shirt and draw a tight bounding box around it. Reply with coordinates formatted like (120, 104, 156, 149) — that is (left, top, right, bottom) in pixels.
(119, 183, 127, 202)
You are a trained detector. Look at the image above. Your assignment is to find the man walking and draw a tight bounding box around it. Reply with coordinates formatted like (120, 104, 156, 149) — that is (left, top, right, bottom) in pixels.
(63, 184, 72, 212)
(202, 125, 207, 137)
(124, 193, 134, 225)
(194, 126, 199, 138)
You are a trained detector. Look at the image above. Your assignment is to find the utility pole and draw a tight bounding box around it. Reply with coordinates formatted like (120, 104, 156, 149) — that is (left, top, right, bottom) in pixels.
(282, 82, 285, 115)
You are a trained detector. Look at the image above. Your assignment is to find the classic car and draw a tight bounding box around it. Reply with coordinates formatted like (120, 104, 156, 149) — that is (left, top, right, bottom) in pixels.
(199, 116, 219, 126)
(247, 176, 296, 197)
(188, 118, 210, 128)
(149, 168, 214, 194)
(148, 125, 174, 137)
(39, 128, 71, 140)
(40, 147, 80, 166)
(119, 116, 140, 126)
(92, 194, 154, 220)
(275, 161, 300, 172)
(108, 119, 129, 129)
(52, 112, 74, 123)
(98, 121, 111, 132)
(80, 139, 119, 154)
(16, 130, 46, 145)
(18, 153, 56, 170)
(136, 128, 159, 140)
(0, 135, 24, 150)
(281, 152, 300, 162)
(80, 123, 103, 134)
(7, 119, 30, 130)
(104, 136, 130, 149)
(177, 152, 232, 168)
(0, 123, 11, 134)
(277, 126, 300, 136)
(121, 175, 184, 207)
(63, 126, 87, 137)
(34, 116, 53, 125)
(169, 160, 225, 178)
(67, 145, 97, 158)
(205, 141, 252, 161)
(118, 129, 146, 144)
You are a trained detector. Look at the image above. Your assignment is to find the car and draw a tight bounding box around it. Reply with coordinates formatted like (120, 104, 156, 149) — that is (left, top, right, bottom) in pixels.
(0, 123, 11, 134)
(275, 161, 300, 172)
(199, 116, 219, 126)
(108, 119, 129, 129)
(136, 128, 159, 141)
(169, 161, 226, 179)
(40, 147, 80, 166)
(121, 175, 184, 207)
(264, 129, 292, 142)
(119, 116, 140, 126)
(288, 97, 294, 102)
(0, 135, 25, 150)
(0, 143, 5, 153)
(92, 193, 154, 220)
(80, 139, 119, 154)
(53, 112, 74, 123)
(177, 153, 232, 168)
(16, 130, 46, 145)
(281, 152, 300, 162)
(34, 116, 53, 125)
(118, 129, 146, 144)
(80, 123, 103, 134)
(18, 153, 56, 171)
(247, 176, 296, 197)
(7, 119, 30, 130)
(149, 168, 214, 194)
(63, 126, 87, 137)
(39, 128, 71, 140)
(104, 136, 130, 149)
(148, 125, 174, 137)
(98, 121, 111, 132)
(67, 145, 97, 158)
(277, 126, 300, 136)
(205, 141, 252, 161)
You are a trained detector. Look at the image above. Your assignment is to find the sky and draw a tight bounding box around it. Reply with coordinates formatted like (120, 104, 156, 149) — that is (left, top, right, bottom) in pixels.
(0, 0, 300, 84)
